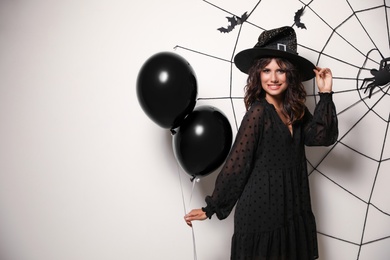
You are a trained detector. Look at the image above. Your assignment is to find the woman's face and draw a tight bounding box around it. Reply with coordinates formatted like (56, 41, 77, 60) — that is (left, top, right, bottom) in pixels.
(260, 58, 288, 100)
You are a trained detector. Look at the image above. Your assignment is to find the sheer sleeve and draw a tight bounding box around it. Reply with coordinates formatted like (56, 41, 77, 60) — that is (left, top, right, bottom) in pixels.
(303, 92, 338, 146)
(202, 102, 265, 220)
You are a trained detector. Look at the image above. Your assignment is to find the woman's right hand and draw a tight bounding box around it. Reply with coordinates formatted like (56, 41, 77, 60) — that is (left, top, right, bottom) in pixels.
(184, 208, 207, 227)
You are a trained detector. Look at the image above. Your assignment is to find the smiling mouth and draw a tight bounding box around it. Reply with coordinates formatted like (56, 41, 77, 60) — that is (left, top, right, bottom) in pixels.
(268, 84, 281, 90)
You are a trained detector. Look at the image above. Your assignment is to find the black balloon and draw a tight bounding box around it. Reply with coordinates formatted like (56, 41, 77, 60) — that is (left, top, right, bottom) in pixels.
(172, 106, 233, 177)
(136, 52, 197, 129)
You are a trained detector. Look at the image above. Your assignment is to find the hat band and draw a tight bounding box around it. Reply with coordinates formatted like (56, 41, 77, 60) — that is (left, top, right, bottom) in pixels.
(255, 42, 297, 54)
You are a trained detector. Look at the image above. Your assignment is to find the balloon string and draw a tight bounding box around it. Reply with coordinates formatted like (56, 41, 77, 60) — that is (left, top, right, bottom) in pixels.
(176, 161, 199, 260)
(177, 162, 188, 214)
(188, 176, 199, 208)
(191, 227, 198, 260)
(190, 178, 199, 260)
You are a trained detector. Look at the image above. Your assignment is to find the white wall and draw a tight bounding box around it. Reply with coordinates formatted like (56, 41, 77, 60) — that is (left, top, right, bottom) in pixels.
(0, 0, 389, 259)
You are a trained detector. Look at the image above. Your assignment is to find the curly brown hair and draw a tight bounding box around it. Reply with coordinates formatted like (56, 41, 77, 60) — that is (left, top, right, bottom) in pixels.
(243, 57, 307, 124)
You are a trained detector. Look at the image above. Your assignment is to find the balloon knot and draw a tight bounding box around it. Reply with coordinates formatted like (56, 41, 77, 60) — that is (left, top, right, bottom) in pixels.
(190, 176, 200, 182)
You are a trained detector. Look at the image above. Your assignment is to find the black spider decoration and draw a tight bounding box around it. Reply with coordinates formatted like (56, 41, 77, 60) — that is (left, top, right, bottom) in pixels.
(360, 57, 390, 98)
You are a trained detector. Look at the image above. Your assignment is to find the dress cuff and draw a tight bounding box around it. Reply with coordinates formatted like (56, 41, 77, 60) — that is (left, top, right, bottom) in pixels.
(201, 206, 213, 219)
(202, 195, 219, 219)
(318, 91, 334, 101)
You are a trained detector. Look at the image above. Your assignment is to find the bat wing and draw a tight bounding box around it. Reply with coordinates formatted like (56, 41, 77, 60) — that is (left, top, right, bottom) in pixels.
(217, 27, 230, 33)
(294, 7, 306, 29)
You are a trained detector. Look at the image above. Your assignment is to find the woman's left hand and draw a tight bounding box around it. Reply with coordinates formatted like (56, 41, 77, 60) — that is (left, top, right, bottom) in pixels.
(314, 66, 333, 93)
(184, 208, 207, 227)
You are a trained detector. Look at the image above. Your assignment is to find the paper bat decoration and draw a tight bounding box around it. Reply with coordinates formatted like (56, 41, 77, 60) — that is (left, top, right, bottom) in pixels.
(218, 12, 248, 33)
(294, 7, 306, 29)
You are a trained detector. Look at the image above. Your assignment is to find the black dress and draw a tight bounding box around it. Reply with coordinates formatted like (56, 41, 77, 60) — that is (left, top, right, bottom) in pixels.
(202, 93, 338, 260)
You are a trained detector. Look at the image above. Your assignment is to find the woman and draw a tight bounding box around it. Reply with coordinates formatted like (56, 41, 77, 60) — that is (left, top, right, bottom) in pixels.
(184, 26, 338, 260)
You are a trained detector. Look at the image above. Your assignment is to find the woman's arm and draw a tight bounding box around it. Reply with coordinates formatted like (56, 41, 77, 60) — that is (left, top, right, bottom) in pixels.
(184, 102, 265, 226)
(304, 67, 338, 146)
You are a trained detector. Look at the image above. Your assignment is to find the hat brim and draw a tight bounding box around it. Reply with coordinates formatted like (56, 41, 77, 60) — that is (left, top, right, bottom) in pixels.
(234, 48, 315, 81)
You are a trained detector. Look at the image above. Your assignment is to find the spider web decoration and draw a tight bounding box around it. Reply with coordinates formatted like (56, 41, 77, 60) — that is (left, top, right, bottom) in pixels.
(174, 0, 390, 259)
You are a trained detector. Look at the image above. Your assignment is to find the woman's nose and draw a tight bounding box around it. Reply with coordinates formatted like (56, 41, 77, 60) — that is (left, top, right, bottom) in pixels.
(271, 72, 279, 82)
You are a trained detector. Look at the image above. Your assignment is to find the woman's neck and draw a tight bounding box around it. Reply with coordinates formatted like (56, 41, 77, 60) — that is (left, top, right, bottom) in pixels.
(265, 94, 283, 110)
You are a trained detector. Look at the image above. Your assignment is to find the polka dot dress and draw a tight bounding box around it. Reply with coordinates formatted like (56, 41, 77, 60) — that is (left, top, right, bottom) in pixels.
(202, 93, 338, 260)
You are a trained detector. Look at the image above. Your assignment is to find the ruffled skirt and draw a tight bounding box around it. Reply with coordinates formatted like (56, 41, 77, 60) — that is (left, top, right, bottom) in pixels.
(230, 212, 318, 260)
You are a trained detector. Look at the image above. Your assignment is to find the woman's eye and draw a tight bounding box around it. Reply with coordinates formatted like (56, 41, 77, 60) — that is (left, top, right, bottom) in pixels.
(277, 69, 286, 74)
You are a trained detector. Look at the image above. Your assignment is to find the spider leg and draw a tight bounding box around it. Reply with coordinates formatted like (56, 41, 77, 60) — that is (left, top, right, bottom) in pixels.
(367, 82, 377, 98)
(360, 77, 374, 90)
